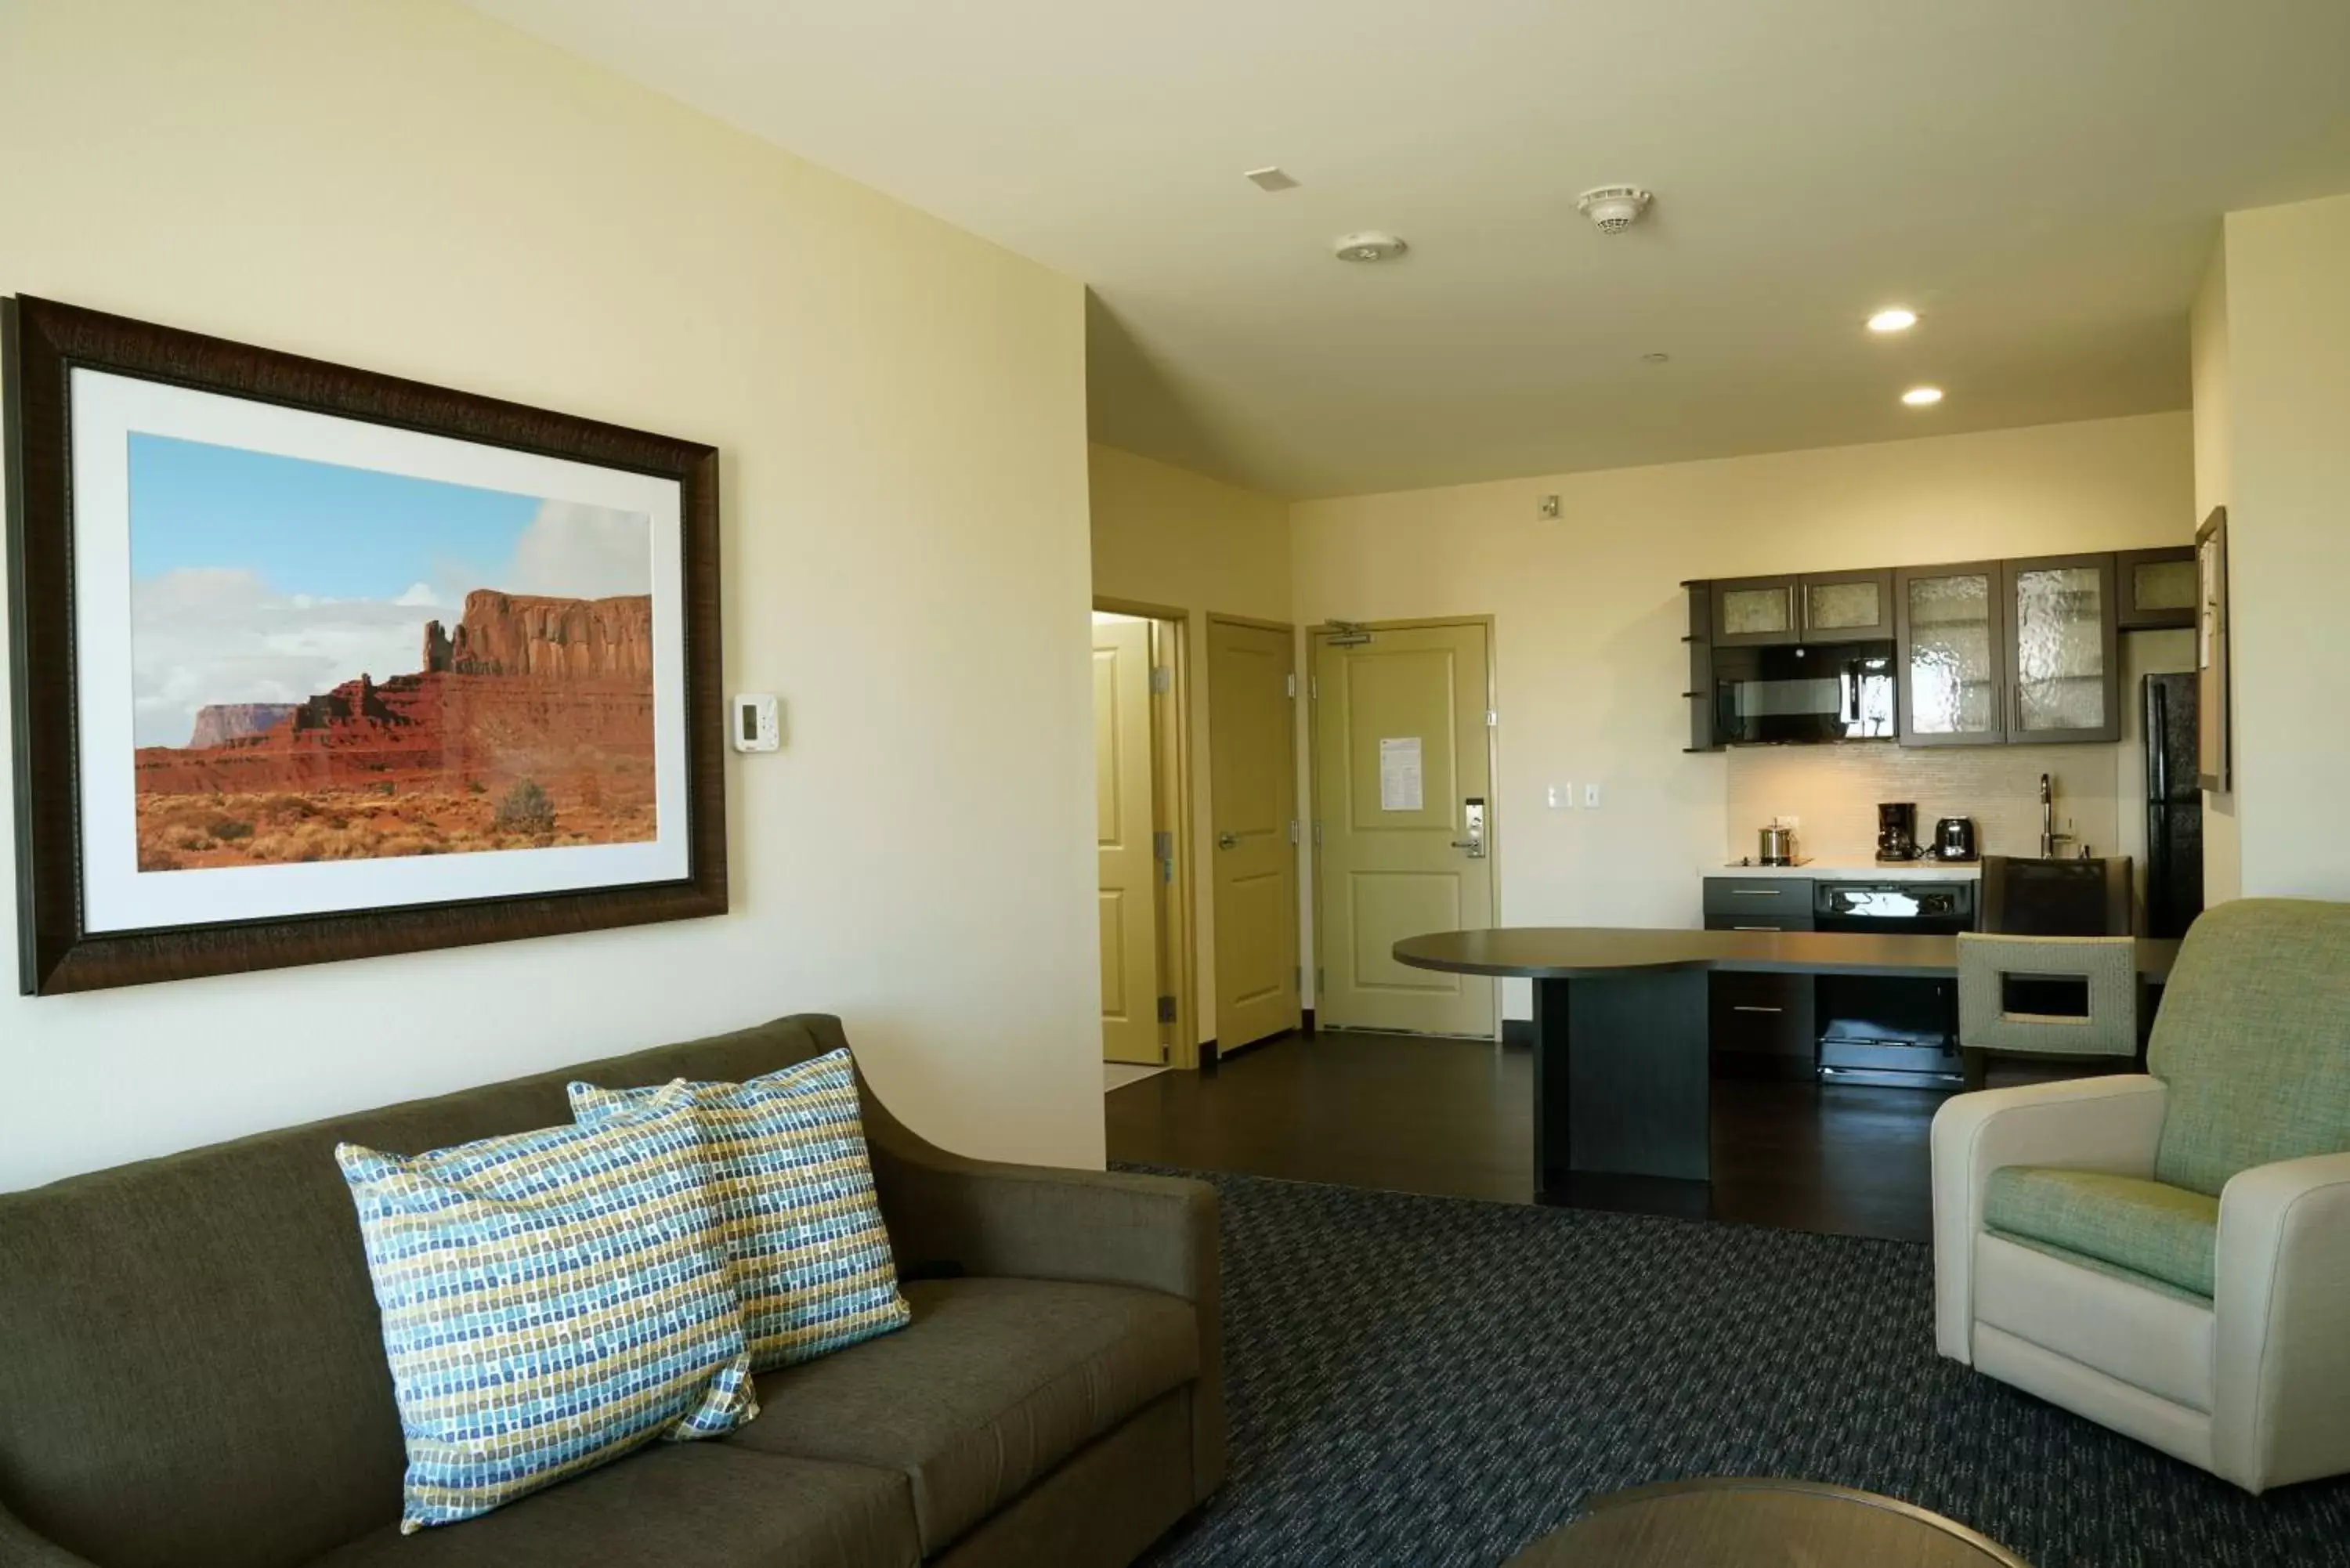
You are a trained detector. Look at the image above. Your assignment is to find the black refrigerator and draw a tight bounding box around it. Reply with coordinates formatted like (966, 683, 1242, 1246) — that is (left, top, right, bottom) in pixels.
(2143, 673, 2204, 939)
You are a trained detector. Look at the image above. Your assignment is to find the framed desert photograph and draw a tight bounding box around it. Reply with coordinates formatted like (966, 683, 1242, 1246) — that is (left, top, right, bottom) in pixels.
(2195, 504, 2229, 794)
(5, 297, 725, 994)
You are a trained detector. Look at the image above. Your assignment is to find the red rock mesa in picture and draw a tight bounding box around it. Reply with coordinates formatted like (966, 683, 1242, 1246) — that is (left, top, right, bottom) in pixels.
(133, 590, 656, 871)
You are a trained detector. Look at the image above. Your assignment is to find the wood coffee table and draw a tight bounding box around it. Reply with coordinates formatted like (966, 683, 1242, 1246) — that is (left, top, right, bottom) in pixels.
(1504, 1478, 2030, 1566)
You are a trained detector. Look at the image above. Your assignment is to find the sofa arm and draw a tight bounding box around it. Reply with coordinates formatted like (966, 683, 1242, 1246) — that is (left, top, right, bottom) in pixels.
(859, 1093, 1224, 1498)
(1930, 1075, 2167, 1363)
(0, 1498, 98, 1568)
(2211, 1151, 2350, 1493)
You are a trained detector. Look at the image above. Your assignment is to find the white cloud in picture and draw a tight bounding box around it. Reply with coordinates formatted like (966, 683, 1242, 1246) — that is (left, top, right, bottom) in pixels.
(506, 500, 653, 599)
(129, 567, 429, 748)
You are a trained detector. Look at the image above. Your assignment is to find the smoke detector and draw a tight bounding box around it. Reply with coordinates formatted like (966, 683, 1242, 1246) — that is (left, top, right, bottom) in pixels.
(1576, 186, 1653, 234)
(1333, 231, 1408, 263)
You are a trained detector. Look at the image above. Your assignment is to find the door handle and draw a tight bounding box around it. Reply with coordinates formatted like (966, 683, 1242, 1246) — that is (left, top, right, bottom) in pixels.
(1217, 832, 1239, 851)
(1450, 797, 1487, 858)
(1733, 1004, 1785, 1014)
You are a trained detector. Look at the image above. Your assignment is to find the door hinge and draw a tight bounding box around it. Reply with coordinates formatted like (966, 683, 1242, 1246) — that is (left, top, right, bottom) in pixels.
(1285, 673, 1296, 699)
(1149, 667, 1172, 695)
(1153, 829, 1173, 861)
(1293, 966, 1302, 992)
(1486, 709, 1499, 728)
(1289, 819, 1302, 844)
(1312, 820, 1324, 847)
(1157, 995, 1177, 1024)
(1317, 966, 1325, 992)
(1311, 674, 1319, 700)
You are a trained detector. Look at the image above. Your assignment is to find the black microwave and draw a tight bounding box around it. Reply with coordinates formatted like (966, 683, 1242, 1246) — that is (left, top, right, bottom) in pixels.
(1712, 640, 1896, 745)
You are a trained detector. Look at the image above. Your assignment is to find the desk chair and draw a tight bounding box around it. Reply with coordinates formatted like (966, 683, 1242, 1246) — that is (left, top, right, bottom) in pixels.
(1957, 934, 2139, 1090)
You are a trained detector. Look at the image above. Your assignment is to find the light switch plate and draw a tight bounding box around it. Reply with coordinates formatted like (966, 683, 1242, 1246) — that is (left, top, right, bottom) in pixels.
(1547, 783, 1574, 809)
(1583, 782, 1601, 808)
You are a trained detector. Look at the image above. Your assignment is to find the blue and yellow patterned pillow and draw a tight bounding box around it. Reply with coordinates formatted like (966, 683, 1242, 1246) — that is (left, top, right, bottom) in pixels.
(569, 1050, 910, 1371)
(335, 1088, 757, 1533)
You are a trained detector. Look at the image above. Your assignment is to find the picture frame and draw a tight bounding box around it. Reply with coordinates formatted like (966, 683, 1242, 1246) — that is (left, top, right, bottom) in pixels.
(4, 296, 726, 995)
(2195, 504, 2229, 794)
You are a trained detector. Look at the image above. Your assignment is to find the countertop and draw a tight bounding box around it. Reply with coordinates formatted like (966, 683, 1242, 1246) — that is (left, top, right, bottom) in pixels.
(1708, 857, 1983, 883)
(1394, 927, 2178, 983)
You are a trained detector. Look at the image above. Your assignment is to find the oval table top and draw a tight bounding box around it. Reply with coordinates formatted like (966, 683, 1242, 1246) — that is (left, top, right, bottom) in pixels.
(1505, 1477, 2030, 1567)
(1394, 927, 2178, 983)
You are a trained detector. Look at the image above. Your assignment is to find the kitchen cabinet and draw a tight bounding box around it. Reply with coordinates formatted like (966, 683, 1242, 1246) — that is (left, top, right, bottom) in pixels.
(1710, 575, 1801, 645)
(1710, 971, 1817, 1076)
(1796, 569, 1896, 643)
(2005, 552, 2121, 744)
(1896, 562, 2008, 747)
(2117, 546, 2199, 630)
(1701, 877, 1814, 927)
(1709, 571, 1894, 646)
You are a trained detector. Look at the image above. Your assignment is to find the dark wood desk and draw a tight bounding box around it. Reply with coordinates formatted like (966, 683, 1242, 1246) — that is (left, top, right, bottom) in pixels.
(1394, 928, 2178, 1199)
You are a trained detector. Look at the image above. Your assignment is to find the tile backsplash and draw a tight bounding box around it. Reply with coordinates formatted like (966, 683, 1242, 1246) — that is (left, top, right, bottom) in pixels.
(1724, 743, 2122, 864)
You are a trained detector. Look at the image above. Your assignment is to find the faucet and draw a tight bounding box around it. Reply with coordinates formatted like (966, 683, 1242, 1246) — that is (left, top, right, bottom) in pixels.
(2038, 773, 2073, 859)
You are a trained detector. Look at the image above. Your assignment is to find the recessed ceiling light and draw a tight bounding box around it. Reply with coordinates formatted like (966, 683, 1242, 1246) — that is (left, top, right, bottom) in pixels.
(1333, 231, 1408, 264)
(1901, 385, 1944, 406)
(1867, 308, 1919, 334)
(1640, 352, 1672, 363)
(1246, 167, 1300, 193)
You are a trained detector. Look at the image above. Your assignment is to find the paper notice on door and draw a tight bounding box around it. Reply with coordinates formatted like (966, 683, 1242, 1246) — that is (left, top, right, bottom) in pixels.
(1378, 737, 1423, 812)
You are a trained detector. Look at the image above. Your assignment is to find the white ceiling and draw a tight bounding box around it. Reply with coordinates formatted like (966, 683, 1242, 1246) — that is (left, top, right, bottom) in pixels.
(470, 0, 2350, 498)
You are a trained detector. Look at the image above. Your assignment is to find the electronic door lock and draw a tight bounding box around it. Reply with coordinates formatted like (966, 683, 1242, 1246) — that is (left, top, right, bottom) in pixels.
(1450, 797, 1487, 858)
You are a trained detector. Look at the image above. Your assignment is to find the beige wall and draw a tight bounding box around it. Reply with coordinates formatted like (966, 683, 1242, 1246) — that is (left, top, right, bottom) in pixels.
(1292, 413, 2193, 1018)
(2214, 193, 2350, 900)
(1088, 443, 1292, 1041)
(2189, 244, 2243, 902)
(0, 0, 1101, 1189)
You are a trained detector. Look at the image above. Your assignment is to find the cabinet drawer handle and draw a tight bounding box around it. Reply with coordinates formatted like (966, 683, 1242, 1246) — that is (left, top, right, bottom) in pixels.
(1733, 1005, 1785, 1014)
(1732, 926, 1780, 932)
(1730, 888, 1781, 897)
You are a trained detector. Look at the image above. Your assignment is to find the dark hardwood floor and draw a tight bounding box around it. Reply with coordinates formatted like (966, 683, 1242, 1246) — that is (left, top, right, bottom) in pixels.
(1105, 1028, 1959, 1243)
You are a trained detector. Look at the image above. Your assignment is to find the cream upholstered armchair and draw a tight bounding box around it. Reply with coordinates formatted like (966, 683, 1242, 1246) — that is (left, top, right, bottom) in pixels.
(1932, 898, 2350, 1494)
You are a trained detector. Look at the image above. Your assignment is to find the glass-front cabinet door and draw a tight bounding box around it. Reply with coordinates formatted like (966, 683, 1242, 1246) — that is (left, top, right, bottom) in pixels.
(1896, 563, 2005, 746)
(1798, 569, 1896, 643)
(1712, 574, 1800, 645)
(2005, 554, 2121, 743)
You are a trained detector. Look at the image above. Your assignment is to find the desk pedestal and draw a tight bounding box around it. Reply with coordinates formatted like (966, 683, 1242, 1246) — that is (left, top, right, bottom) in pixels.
(1535, 972, 1712, 1197)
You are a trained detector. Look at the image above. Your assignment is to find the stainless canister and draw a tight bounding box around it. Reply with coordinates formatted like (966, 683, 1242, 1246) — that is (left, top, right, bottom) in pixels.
(1758, 824, 1797, 866)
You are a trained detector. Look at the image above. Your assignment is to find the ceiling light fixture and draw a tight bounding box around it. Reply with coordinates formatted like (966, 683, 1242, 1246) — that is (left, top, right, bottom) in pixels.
(1246, 167, 1300, 193)
(1640, 352, 1672, 363)
(1333, 231, 1408, 263)
(1867, 308, 1918, 334)
(1902, 385, 1944, 406)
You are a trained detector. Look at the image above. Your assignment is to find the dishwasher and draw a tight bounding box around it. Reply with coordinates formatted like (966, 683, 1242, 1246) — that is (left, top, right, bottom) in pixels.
(1813, 880, 1975, 1089)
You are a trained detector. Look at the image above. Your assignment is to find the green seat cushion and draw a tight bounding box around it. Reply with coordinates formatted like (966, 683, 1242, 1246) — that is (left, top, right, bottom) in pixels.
(1983, 1166, 2218, 1300)
(2149, 898, 2350, 1195)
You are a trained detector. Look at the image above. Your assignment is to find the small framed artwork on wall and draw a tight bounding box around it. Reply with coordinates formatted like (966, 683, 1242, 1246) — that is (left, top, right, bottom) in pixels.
(3, 297, 727, 995)
(2195, 504, 2229, 794)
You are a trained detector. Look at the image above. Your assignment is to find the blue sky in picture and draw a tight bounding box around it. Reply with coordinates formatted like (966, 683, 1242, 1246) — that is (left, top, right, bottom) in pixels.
(125, 433, 653, 747)
(128, 433, 540, 601)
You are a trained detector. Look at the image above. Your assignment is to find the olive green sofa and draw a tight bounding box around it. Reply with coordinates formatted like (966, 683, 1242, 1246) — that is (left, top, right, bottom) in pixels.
(1932, 898, 2350, 1493)
(0, 1014, 1223, 1566)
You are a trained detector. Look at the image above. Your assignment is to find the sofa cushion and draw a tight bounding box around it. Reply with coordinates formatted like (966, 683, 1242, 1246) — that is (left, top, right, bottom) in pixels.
(723, 1277, 1198, 1555)
(2148, 898, 2350, 1195)
(0, 1014, 854, 1568)
(337, 1086, 758, 1532)
(571, 1050, 911, 1371)
(307, 1443, 918, 1568)
(1985, 1165, 2218, 1299)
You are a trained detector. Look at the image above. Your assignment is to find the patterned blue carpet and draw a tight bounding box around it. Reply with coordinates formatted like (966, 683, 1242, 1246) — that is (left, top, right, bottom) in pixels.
(1123, 1167, 2350, 1568)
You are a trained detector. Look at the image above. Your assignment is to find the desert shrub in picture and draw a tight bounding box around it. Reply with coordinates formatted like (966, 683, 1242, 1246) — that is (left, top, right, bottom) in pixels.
(493, 779, 557, 835)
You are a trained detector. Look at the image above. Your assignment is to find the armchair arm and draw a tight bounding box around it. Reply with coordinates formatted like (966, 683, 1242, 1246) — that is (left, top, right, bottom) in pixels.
(0, 1498, 98, 1568)
(2211, 1151, 2350, 1493)
(857, 1089, 1224, 1497)
(1930, 1075, 2167, 1362)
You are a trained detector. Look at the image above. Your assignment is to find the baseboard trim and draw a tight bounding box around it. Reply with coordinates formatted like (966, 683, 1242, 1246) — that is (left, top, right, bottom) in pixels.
(1300, 1007, 1315, 1035)
(1502, 1019, 1534, 1049)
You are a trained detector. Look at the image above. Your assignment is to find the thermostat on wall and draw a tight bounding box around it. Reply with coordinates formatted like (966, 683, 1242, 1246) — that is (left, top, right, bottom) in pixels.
(732, 693, 781, 753)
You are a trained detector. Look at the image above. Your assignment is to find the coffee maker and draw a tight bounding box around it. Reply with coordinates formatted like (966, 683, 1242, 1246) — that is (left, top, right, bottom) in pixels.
(1876, 801, 1922, 862)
